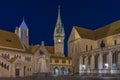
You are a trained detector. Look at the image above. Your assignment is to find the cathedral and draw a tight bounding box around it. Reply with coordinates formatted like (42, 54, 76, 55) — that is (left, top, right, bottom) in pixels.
(0, 6, 72, 77)
(68, 20, 120, 75)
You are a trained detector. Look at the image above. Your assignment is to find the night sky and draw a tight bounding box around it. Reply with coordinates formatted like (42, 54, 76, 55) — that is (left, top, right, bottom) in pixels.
(0, 0, 120, 56)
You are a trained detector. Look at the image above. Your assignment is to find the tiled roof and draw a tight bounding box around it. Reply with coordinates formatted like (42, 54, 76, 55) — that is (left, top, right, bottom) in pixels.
(0, 30, 24, 50)
(74, 20, 120, 40)
(45, 46, 54, 54)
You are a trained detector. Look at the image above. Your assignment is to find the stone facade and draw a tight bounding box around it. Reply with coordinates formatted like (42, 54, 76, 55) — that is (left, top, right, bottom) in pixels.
(0, 6, 72, 77)
(68, 20, 120, 74)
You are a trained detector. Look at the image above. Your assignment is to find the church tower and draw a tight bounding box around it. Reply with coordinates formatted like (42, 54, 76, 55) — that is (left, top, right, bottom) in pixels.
(54, 6, 65, 57)
(15, 18, 29, 48)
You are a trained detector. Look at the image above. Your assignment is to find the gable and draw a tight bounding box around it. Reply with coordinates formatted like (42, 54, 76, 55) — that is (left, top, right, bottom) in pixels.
(68, 27, 81, 43)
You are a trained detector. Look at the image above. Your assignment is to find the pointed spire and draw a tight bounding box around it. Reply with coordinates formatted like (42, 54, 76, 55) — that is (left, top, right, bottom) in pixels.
(56, 5, 62, 27)
(20, 17, 28, 29)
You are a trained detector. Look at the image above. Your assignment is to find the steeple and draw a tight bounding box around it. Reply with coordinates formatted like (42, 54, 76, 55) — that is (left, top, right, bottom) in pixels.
(56, 5, 62, 27)
(54, 5, 65, 57)
(20, 18, 28, 29)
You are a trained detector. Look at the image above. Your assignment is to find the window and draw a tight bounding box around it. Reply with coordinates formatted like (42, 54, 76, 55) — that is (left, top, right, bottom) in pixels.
(25, 56, 31, 62)
(114, 40, 117, 45)
(90, 46, 93, 50)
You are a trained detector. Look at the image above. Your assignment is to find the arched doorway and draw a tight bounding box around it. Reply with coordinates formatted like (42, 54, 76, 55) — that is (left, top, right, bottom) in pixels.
(61, 67, 67, 75)
(54, 67, 59, 76)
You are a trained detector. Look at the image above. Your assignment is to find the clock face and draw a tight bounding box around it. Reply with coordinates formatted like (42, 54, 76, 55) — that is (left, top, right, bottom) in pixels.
(58, 39, 61, 42)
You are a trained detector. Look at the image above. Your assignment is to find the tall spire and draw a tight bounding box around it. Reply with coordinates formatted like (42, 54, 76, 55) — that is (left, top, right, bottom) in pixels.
(20, 17, 28, 29)
(56, 5, 62, 27)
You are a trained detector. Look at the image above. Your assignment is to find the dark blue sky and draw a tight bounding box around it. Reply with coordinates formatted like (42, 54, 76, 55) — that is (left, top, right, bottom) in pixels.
(0, 0, 120, 56)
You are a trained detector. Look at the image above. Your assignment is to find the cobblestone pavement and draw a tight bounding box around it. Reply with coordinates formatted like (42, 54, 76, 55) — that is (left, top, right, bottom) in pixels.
(0, 75, 120, 80)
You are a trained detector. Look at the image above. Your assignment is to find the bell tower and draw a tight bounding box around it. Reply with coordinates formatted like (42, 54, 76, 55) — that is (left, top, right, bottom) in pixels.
(54, 6, 65, 57)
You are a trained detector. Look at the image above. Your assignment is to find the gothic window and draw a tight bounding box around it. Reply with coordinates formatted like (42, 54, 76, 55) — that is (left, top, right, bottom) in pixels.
(100, 40, 105, 48)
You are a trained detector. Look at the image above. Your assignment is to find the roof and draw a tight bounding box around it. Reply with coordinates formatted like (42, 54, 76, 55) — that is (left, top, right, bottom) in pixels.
(20, 19, 28, 29)
(27, 44, 40, 54)
(45, 46, 54, 54)
(74, 20, 120, 40)
(0, 30, 24, 50)
(74, 27, 95, 40)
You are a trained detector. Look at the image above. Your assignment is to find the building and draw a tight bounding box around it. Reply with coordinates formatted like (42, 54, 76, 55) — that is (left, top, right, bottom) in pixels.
(0, 6, 72, 77)
(68, 20, 120, 74)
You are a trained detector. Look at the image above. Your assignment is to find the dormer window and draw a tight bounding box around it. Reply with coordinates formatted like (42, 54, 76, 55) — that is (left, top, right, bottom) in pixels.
(6, 39, 12, 42)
